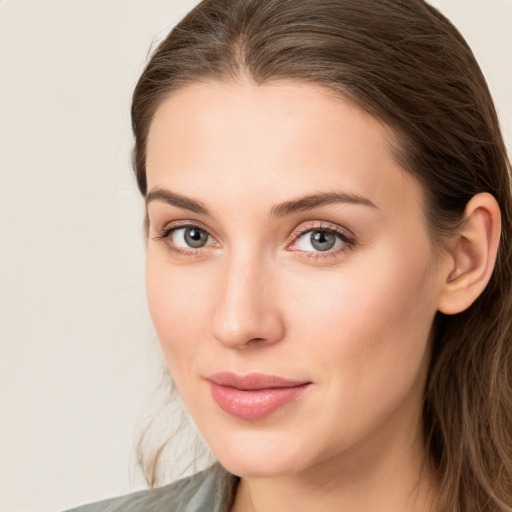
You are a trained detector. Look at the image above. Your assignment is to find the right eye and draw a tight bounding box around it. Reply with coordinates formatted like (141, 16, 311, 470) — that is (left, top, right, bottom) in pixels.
(167, 226, 215, 249)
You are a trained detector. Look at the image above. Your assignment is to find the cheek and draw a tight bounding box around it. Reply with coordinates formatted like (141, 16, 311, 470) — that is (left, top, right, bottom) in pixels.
(145, 251, 215, 372)
(285, 241, 437, 402)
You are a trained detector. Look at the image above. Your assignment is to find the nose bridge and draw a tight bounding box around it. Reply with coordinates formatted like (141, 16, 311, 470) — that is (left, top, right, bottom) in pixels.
(211, 246, 283, 348)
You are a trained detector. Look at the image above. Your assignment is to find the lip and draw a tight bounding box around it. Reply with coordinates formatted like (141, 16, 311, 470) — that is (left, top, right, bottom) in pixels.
(206, 372, 312, 421)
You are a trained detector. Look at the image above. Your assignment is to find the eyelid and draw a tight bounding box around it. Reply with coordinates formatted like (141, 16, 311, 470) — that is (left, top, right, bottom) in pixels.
(286, 221, 356, 256)
(152, 219, 215, 241)
(289, 221, 356, 244)
(151, 220, 219, 259)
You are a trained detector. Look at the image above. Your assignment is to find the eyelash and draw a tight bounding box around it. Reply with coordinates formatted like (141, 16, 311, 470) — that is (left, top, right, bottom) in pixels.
(152, 221, 356, 261)
(152, 222, 214, 259)
(289, 222, 356, 260)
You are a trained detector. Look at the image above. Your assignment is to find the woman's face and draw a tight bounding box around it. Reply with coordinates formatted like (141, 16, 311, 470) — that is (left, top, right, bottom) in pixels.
(145, 81, 447, 478)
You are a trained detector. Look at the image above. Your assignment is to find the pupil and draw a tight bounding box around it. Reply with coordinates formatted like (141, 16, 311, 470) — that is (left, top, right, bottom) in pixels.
(311, 231, 335, 251)
(185, 228, 207, 248)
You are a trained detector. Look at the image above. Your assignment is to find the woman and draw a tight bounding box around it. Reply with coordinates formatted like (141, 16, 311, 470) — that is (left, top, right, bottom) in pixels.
(66, 0, 512, 511)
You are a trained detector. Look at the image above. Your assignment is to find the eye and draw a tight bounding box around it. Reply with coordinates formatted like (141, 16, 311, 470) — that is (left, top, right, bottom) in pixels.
(292, 227, 353, 253)
(169, 226, 215, 249)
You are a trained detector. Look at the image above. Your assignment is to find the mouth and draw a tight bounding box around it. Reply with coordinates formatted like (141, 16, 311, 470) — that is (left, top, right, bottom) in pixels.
(206, 372, 312, 421)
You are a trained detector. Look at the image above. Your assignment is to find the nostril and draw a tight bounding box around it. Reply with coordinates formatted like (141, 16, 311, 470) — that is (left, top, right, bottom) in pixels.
(248, 337, 265, 344)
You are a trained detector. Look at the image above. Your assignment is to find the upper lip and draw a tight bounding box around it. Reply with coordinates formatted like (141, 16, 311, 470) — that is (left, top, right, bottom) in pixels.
(206, 372, 311, 390)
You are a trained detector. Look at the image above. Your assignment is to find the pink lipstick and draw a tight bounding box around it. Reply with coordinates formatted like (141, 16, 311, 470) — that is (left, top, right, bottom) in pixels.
(207, 372, 311, 421)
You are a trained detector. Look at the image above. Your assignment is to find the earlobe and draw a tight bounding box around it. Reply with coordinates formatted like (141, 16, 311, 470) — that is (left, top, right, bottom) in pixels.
(437, 193, 501, 315)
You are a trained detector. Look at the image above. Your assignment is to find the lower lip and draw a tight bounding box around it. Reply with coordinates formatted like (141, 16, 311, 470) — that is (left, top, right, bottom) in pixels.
(208, 382, 311, 420)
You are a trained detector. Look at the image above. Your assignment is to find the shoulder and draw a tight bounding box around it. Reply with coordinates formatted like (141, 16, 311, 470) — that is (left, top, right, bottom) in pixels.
(63, 465, 238, 512)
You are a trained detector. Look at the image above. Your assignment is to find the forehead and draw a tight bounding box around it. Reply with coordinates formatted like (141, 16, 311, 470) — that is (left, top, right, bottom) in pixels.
(146, 80, 423, 219)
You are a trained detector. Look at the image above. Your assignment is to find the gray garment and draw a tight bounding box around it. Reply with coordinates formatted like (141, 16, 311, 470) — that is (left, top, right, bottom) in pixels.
(63, 465, 239, 512)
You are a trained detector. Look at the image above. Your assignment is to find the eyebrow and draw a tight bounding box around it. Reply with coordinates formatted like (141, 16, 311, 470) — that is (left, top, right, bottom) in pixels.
(145, 187, 377, 217)
(145, 187, 209, 215)
(269, 191, 377, 218)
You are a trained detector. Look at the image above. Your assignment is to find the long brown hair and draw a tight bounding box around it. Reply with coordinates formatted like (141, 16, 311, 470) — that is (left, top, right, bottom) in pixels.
(131, 1, 512, 510)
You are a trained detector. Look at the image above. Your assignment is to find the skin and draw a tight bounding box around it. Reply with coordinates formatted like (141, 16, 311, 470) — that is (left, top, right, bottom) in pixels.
(144, 81, 465, 512)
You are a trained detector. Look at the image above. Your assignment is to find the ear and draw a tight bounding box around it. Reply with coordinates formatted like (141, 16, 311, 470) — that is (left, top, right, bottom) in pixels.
(437, 192, 501, 315)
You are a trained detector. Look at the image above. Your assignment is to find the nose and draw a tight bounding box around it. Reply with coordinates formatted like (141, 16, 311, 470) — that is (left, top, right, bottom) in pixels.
(210, 253, 285, 349)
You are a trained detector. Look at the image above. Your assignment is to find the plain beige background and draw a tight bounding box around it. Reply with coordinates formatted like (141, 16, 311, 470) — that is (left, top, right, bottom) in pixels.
(0, 1, 510, 511)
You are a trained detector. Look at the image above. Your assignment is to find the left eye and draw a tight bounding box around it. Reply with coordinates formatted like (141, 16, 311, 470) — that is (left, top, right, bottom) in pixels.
(294, 229, 347, 252)
(170, 226, 215, 249)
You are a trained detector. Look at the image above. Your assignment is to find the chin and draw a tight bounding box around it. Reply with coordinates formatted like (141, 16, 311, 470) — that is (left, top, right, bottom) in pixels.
(206, 427, 319, 478)
(218, 453, 303, 479)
